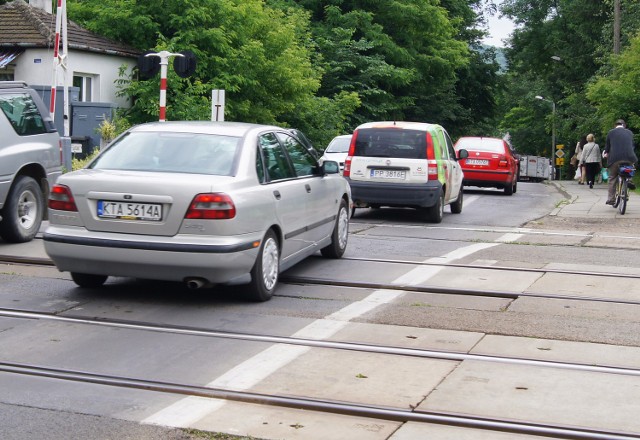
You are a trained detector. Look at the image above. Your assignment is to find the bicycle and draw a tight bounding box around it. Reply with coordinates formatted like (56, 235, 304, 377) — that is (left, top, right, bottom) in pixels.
(612, 164, 636, 215)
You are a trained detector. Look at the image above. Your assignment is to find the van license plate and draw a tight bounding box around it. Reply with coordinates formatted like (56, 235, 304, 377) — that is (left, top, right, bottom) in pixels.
(98, 201, 162, 221)
(370, 169, 406, 179)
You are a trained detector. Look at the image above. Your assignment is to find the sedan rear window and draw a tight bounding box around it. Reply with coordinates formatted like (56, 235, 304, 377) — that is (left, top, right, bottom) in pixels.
(326, 136, 351, 153)
(455, 137, 505, 153)
(89, 132, 241, 175)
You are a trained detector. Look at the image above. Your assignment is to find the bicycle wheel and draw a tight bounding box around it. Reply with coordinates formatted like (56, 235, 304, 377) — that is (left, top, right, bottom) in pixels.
(618, 179, 628, 215)
(613, 178, 621, 208)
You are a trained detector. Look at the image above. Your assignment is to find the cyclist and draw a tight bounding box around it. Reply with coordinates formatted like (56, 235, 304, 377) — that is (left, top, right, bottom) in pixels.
(604, 119, 638, 205)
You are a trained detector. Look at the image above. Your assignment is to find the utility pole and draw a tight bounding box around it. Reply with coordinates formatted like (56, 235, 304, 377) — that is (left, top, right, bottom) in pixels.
(614, 0, 621, 54)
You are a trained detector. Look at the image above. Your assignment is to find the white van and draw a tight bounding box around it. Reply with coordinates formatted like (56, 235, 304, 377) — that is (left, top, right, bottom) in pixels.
(344, 121, 468, 223)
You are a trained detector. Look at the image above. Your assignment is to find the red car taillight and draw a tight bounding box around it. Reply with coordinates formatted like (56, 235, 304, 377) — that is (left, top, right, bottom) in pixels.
(49, 184, 78, 211)
(343, 131, 358, 177)
(426, 132, 438, 180)
(498, 155, 509, 167)
(185, 193, 236, 219)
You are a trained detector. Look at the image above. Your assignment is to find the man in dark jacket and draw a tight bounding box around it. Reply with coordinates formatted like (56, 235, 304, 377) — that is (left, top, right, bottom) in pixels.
(604, 119, 638, 204)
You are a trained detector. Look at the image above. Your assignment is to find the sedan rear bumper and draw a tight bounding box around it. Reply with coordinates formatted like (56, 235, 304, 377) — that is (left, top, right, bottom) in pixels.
(462, 169, 514, 187)
(346, 179, 442, 208)
(43, 226, 261, 284)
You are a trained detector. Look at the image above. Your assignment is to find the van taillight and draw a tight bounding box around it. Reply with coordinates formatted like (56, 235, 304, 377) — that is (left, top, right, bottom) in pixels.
(49, 184, 77, 211)
(343, 131, 358, 178)
(426, 132, 438, 180)
(185, 193, 236, 219)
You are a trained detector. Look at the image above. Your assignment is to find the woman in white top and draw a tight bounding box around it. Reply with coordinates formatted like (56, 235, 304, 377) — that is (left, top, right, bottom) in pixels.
(575, 136, 587, 184)
(580, 133, 601, 189)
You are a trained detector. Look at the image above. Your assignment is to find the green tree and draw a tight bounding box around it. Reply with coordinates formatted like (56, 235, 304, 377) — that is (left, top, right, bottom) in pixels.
(588, 33, 640, 140)
(68, 0, 326, 127)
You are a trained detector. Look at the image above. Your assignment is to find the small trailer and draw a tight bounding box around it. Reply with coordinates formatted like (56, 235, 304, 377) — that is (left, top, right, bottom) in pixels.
(518, 155, 551, 182)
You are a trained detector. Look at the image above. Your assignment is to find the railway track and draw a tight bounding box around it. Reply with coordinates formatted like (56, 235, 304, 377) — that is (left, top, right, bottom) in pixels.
(1, 307, 640, 440)
(1, 228, 640, 439)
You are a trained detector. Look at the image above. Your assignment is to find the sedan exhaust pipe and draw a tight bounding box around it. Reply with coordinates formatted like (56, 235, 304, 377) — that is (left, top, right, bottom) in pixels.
(185, 278, 211, 290)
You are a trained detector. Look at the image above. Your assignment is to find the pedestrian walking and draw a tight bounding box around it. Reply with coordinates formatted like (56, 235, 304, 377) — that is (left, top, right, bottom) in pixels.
(580, 134, 601, 189)
(604, 119, 638, 204)
(574, 136, 587, 184)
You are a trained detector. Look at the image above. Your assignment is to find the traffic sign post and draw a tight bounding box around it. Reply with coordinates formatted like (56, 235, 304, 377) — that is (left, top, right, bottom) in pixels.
(555, 144, 564, 180)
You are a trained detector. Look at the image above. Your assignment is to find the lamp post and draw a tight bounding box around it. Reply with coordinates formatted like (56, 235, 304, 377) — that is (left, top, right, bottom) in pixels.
(536, 95, 557, 179)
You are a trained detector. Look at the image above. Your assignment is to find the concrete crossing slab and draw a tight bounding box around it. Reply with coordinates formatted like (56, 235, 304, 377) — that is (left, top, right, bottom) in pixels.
(471, 334, 640, 369)
(417, 359, 640, 432)
(192, 399, 401, 440)
(250, 348, 458, 408)
(326, 322, 484, 352)
(526, 272, 640, 300)
(390, 422, 546, 439)
(422, 267, 542, 292)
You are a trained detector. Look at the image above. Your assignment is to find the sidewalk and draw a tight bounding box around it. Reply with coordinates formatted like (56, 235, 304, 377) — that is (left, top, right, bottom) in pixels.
(548, 179, 640, 219)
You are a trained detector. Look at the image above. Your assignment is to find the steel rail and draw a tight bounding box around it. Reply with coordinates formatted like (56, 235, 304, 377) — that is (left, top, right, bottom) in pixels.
(2, 308, 640, 378)
(3, 250, 640, 280)
(339, 256, 640, 279)
(0, 361, 638, 440)
(280, 275, 640, 306)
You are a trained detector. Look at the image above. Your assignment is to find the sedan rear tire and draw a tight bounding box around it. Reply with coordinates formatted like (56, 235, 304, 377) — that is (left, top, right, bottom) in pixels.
(321, 199, 349, 258)
(504, 179, 515, 195)
(71, 272, 108, 288)
(246, 229, 279, 302)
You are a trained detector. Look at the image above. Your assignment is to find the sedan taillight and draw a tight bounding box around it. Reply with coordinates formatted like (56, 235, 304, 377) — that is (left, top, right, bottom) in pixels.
(185, 193, 236, 219)
(49, 184, 78, 211)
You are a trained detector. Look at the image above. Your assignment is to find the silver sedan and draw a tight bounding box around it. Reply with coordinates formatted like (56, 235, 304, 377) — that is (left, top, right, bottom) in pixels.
(44, 121, 351, 301)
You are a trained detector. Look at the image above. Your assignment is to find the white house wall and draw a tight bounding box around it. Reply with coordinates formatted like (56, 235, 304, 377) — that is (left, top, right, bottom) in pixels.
(14, 48, 135, 108)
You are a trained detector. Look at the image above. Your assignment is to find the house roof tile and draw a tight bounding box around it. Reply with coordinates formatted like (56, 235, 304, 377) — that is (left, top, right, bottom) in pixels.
(0, 0, 140, 58)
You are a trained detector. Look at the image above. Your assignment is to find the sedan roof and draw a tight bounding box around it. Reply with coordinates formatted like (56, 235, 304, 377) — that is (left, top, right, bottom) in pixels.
(130, 121, 281, 137)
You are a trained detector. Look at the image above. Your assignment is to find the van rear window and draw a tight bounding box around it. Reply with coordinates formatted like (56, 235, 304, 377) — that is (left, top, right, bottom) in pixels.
(354, 128, 427, 159)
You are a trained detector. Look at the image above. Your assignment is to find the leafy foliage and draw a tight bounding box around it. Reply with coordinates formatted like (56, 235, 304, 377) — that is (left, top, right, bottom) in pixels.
(64, 0, 501, 145)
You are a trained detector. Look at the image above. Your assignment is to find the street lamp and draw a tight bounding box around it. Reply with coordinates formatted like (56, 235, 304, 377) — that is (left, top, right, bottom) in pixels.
(536, 95, 558, 179)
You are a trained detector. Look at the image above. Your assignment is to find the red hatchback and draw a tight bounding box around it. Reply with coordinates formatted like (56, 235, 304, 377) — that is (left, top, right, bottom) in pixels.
(454, 136, 519, 195)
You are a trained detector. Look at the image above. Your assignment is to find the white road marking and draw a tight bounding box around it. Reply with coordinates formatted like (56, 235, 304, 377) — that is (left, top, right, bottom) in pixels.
(143, 238, 508, 427)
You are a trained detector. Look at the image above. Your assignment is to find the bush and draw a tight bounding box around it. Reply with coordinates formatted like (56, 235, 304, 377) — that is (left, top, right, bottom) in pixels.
(71, 148, 101, 171)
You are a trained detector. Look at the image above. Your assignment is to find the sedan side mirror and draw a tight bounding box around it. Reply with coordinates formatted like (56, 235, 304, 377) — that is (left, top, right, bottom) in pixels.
(322, 160, 340, 175)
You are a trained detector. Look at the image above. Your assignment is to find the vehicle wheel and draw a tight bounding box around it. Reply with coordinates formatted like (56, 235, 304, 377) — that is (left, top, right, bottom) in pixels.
(613, 180, 621, 208)
(321, 199, 349, 258)
(450, 187, 463, 214)
(0, 176, 43, 243)
(426, 190, 444, 223)
(513, 179, 518, 194)
(71, 272, 108, 288)
(351, 207, 356, 217)
(504, 180, 514, 195)
(246, 229, 279, 302)
(618, 180, 628, 215)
